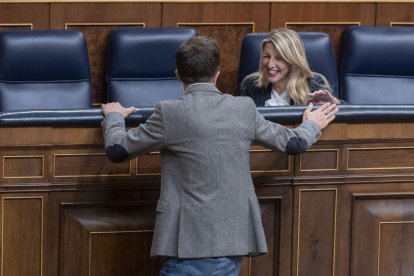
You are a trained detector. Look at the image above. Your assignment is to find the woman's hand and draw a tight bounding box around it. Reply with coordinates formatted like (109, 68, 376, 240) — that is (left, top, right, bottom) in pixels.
(308, 89, 340, 105)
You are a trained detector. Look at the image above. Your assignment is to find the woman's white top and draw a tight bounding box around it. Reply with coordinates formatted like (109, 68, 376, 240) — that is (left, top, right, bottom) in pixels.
(264, 89, 291, 106)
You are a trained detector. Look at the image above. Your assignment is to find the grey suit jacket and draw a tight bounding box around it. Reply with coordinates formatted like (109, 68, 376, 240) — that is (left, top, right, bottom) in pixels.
(101, 83, 321, 258)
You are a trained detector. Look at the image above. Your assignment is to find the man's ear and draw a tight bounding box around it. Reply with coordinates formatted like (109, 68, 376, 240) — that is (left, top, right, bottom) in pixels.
(212, 70, 220, 84)
(175, 69, 181, 81)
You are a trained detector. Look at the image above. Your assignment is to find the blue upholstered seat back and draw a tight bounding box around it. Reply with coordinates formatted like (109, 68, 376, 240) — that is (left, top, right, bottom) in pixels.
(237, 31, 339, 97)
(340, 26, 414, 104)
(0, 30, 92, 111)
(106, 27, 197, 108)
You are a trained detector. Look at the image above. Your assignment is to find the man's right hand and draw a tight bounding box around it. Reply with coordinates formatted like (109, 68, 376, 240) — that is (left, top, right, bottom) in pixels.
(101, 102, 136, 118)
(303, 102, 338, 130)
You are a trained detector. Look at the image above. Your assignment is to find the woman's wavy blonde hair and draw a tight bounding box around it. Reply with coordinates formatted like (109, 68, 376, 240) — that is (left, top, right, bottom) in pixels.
(257, 28, 312, 105)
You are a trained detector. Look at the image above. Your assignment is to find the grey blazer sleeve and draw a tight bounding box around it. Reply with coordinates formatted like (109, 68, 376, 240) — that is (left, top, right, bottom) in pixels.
(253, 109, 321, 154)
(101, 104, 166, 163)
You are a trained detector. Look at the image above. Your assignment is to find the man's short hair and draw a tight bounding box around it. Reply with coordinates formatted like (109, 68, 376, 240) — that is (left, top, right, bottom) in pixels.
(175, 36, 220, 84)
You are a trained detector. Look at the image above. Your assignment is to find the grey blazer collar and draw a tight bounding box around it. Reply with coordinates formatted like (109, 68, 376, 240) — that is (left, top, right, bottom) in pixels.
(184, 83, 223, 95)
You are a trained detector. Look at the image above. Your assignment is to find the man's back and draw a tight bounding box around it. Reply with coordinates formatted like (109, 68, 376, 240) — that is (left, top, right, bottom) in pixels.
(101, 82, 324, 258)
(150, 83, 267, 258)
(161, 83, 255, 189)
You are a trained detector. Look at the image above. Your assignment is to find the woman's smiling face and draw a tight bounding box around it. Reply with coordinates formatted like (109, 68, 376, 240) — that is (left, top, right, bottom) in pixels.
(261, 42, 290, 88)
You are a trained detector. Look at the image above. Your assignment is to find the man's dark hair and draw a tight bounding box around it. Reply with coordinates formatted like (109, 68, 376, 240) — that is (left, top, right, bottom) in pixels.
(175, 36, 220, 84)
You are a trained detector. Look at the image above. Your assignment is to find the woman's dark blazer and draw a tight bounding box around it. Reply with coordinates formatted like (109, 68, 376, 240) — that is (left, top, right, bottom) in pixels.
(239, 72, 331, 107)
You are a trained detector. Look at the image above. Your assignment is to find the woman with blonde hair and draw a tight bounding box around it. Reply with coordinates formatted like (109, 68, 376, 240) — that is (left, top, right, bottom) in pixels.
(240, 28, 341, 106)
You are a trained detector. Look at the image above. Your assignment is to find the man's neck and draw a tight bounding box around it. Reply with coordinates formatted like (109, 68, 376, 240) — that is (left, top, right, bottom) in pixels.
(183, 82, 215, 92)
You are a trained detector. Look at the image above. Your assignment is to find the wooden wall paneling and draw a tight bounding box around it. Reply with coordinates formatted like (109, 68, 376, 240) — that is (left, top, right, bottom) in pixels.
(136, 152, 161, 176)
(89, 230, 158, 275)
(270, 3, 376, 67)
(346, 123, 414, 140)
(45, 188, 161, 276)
(293, 187, 337, 276)
(253, 199, 280, 276)
(0, 120, 414, 275)
(0, 3, 49, 30)
(270, 3, 376, 29)
(0, 127, 53, 147)
(1, 195, 46, 276)
(54, 152, 131, 178)
(50, 3, 162, 105)
(342, 124, 414, 175)
(51, 127, 103, 145)
(51, 147, 165, 185)
(377, 3, 414, 26)
(295, 123, 346, 180)
(291, 185, 352, 276)
(346, 145, 414, 174)
(46, 194, 59, 276)
(255, 186, 293, 276)
(334, 185, 352, 276)
(162, 3, 270, 33)
(298, 147, 340, 176)
(163, 3, 270, 95)
(317, 123, 347, 142)
(250, 145, 292, 178)
(0, 147, 52, 185)
(3, 155, 44, 179)
(59, 201, 162, 276)
(351, 187, 414, 275)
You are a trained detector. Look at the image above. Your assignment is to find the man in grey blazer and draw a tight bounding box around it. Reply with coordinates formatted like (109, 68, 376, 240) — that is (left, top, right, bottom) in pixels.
(101, 36, 338, 275)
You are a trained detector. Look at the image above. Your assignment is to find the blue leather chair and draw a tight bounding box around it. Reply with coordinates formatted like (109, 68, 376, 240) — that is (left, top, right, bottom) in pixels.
(237, 31, 339, 97)
(340, 26, 414, 104)
(106, 27, 197, 108)
(0, 30, 93, 112)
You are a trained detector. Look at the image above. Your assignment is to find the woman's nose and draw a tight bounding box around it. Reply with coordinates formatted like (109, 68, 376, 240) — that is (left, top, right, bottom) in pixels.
(267, 58, 276, 67)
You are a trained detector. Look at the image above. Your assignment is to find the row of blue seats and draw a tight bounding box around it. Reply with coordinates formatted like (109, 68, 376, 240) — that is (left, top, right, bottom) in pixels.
(0, 26, 413, 113)
(0, 27, 196, 112)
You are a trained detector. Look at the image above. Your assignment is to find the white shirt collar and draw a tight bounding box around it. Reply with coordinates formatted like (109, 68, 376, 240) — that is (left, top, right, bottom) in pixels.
(265, 89, 290, 106)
